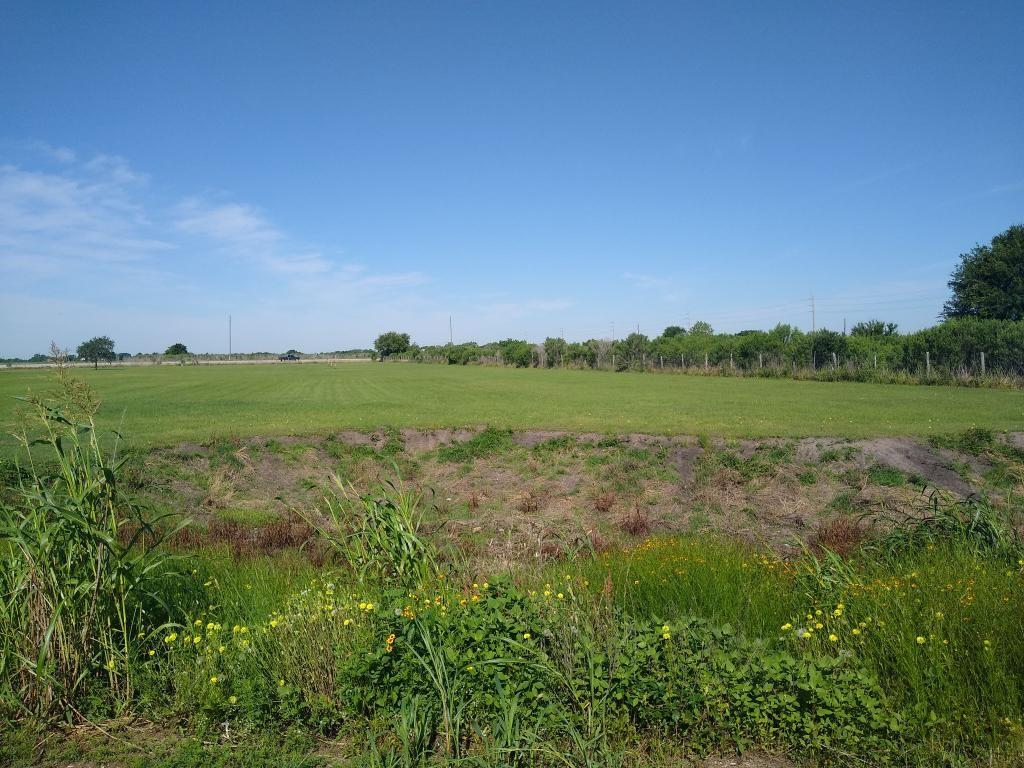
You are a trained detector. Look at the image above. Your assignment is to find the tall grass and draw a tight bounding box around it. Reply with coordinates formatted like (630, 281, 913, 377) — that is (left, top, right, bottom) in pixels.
(0, 400, 189, 719)
(558, 536, 799, 637)
(307, 475, 436, 586)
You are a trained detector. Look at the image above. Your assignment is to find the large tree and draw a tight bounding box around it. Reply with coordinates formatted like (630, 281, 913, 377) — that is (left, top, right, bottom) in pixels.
(374, 331, 411, 360)
(942, 225, 1024, 321)
(76, 336, 116, 369)
(165, 342, 189, 355)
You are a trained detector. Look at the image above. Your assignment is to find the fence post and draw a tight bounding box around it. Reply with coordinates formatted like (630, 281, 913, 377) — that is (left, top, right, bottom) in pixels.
(660, 355, 664, 369)
(612, 354, 616, 369)
(873, 354, 877, 369)
(704, 353, 708, 370)
(981, 351, 986, 375)
(681, 354, 684, 368)
(758, 352, 763, 369)
(832, 351, 837, 369)
(925, 351, 931, 376)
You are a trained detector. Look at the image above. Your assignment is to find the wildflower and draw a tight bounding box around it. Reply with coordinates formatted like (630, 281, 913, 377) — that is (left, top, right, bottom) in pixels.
(814, 622, 823, 630)
(165, 633, 178, 644)
(194, 619, 202, 626)
(916, 636, 926, 645)
(780, 623, 792, 631)
(105, 659, 116, 671)
(557, 593, 564, 599)
(852, 628, 861, 636)
(270, 619, 279, 628)
(232, 625, 240, 633)
(229, 696, 237, 705)
(523, 632, 531, 640)
(193, 635, 202, 644)
(935, 612, 944, 620)
(466, 665, 474, 671)
(829, 634, 838, 643)
(209, 676, 219, 684)
(278, 679, 285, 686)
(148, 649, 156, 657)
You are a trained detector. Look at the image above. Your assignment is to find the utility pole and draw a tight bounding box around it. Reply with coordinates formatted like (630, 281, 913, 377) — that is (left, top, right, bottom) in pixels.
(810, 295, 816, 333)
(449, 316, 453, 346)
(611, 322, 615, 341)
(229, 315, 232, 359)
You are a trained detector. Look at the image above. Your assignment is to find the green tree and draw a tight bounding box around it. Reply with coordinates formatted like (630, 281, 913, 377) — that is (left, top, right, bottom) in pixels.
(942, 224, 1024, 321)
(76, 336, 116, 369)
(615, 332, 651, 369)
(689, 321, 714, 336)
(374, 331, 411, 360)
(543, 337, 567, 367)
(851, 320, 898, 337)
(165, 343, 188, 355)
(497, 339, 535, 368)
(662, 325, 686, 338)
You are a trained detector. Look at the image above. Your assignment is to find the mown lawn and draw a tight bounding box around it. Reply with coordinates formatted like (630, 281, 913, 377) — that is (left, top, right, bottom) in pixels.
(1, 362, 1022, 448)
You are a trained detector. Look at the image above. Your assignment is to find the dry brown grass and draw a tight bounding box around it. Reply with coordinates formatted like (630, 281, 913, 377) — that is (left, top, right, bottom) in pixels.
(808, 516, 870, 557)
(619, 502, 653, 536)
(593, 490, 616, 513)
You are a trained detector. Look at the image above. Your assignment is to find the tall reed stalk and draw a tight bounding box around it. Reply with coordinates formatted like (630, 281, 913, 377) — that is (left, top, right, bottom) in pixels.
(0, 395, 187, 719)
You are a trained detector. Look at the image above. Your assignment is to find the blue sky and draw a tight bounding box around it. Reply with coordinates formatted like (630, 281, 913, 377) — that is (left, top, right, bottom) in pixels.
(1, 1, 1022, 356)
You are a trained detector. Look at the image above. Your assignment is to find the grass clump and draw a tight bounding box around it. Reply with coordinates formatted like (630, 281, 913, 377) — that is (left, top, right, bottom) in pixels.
(867, 464, 907, 487)
(436, 427, 513, 463)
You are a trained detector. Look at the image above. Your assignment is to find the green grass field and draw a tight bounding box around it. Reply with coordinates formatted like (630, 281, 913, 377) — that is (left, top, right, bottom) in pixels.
(1, 362, 1022, 447)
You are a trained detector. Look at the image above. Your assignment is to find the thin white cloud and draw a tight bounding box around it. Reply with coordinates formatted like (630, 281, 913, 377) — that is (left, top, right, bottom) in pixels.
(0, 160, 172, 279)
(173, 197, 332, 275)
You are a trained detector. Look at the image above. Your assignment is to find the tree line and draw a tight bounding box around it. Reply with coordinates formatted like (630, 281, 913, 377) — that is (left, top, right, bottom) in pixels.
(375, 224, 1024, 381)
